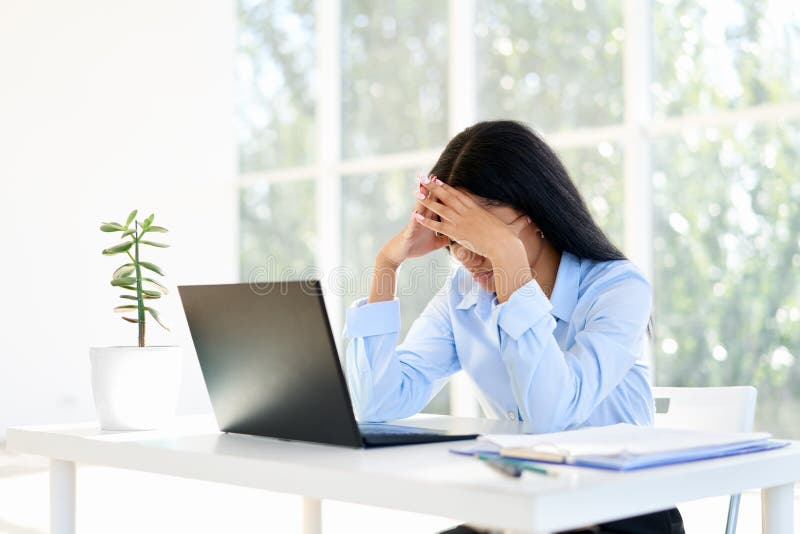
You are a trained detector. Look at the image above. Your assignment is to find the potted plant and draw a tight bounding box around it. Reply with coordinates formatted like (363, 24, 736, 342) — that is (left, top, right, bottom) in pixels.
(90, 210, 182, 430)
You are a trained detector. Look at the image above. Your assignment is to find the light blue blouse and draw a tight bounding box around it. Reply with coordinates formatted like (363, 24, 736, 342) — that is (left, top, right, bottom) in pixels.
(343, 252, 654, 433)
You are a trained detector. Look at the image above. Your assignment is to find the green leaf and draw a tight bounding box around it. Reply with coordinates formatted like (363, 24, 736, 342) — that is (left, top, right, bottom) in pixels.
(113, 305, 138, 313)
(139, 261, 164, 276)
(143, 278, 168, 294)
(111, 277, 137, 287)
(112, 263, 135, 280)
(140, 240, 169, 248)
(119, 295, 139, 300)
(142, 214, 155, 229)
(121, 229, 136, 238)
(100, 222, 125, 232)
(143, 293, 161, 300)
(102, 241, 133, 255)
(143, 225, 168, 233)
(146, 307, 170, 331)
(142, 289, 161, 297)
(121, 316, 139, 324)
(120, 284, 137, 291)
(125, 210, 138, 227)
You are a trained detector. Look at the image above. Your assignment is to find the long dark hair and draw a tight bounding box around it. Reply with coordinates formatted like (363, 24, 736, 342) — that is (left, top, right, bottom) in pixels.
(430, 120, 625, 261)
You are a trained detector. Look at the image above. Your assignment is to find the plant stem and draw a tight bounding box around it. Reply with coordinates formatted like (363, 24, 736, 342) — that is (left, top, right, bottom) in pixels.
(134, 221, 146, 347)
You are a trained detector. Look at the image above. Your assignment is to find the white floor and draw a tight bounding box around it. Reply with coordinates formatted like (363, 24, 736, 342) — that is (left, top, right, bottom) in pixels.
(1, 444, 797, 533)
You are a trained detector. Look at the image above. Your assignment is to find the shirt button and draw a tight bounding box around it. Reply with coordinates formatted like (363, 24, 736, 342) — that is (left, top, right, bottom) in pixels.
(507, 411, 517, 421)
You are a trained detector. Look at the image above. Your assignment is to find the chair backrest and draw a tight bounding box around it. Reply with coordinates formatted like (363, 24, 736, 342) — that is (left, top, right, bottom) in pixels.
(652, 386, 758, 433)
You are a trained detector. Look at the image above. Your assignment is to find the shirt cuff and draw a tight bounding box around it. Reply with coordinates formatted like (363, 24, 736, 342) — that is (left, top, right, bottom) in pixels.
(496, 279, 553, 340)
(344, 298, 401, 338)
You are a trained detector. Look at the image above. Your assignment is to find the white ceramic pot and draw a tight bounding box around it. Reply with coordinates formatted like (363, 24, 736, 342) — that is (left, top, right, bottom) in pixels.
(89, 346, 182, 431)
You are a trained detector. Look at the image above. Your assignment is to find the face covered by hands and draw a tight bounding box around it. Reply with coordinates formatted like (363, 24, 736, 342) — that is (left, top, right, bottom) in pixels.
(413, 175, 537, 296)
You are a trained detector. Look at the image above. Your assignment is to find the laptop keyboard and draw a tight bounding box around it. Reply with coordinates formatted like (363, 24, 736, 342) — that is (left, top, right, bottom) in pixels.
(358, 423, 441, 436)
(358, 423, 479, 447)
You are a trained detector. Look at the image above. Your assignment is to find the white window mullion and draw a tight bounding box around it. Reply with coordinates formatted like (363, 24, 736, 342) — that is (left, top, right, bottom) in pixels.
(623, 0, 654, 371)
(648, 100, 800, 136)
(315, 0, 343, 339)
(544, 124, 627, 150)
(448, 0, 477, 135)
(447, 0, 480, 418)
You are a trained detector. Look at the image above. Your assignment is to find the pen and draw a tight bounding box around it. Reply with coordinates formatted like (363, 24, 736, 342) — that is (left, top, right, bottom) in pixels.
(475, 453, 557, 478)
(477, 453, 522, 478)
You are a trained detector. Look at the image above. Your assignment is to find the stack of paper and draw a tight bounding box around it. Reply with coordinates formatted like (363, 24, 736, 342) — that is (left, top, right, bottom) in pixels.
(452, 423, 787, 471)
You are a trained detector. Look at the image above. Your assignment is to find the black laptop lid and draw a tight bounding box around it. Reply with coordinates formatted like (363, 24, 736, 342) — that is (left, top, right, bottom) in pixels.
(178, 281, 363, 447)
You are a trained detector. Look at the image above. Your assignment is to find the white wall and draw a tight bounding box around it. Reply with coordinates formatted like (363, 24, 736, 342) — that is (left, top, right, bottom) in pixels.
(0, 0, 237, 436)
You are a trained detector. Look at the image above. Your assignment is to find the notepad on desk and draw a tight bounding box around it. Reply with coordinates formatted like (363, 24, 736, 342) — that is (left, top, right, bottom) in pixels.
(452, 423, 788, 471)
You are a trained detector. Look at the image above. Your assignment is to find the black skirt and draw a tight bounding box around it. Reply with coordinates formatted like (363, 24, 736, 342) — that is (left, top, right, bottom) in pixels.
(439, 507, 685, 534)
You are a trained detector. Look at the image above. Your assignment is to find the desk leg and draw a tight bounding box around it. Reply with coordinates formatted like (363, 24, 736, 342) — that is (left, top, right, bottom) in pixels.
(302, 497, 322, 534)
(762, 483, 794, 534)
(50, 459, 76, 534)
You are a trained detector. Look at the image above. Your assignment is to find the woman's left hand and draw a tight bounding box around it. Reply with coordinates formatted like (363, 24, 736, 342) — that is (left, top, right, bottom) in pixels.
(413, 176, 530, 261)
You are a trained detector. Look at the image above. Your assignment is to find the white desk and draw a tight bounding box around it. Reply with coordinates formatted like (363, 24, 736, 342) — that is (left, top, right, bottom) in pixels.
(7, 414, 800, 534)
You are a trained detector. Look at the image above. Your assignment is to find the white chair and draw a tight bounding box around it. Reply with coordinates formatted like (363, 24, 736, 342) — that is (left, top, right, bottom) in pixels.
(652, 386, 758, 534)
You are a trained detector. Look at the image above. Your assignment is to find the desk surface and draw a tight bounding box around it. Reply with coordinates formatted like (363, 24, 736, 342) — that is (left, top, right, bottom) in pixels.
(8, 415, 800, 532)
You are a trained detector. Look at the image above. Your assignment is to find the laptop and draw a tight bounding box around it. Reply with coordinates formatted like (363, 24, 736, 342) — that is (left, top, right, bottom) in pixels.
(178, 281, 479, 448)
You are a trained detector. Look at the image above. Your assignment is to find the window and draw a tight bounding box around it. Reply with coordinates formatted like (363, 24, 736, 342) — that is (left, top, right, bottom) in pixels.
(237, 0, 800, 436)
(476, 0, 624, 130)
(237, 0, 316, 172)
(341, 1, 448, 158)
(653, 123, 800, 434)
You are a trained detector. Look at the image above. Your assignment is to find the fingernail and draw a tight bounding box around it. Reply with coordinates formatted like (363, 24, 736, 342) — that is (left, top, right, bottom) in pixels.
(421, 175, 431, 184)
(416, 191, 426, 200)
(414, 213, 424, 222)
(434, 178, 443, 185)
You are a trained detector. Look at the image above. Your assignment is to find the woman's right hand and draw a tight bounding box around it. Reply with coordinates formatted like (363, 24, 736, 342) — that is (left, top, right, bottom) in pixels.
(376, 181, 451, 268)
(369, 177, 450, 303)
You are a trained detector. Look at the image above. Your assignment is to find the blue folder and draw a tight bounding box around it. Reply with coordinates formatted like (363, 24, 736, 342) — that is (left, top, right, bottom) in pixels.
(566, 439, 789, 471)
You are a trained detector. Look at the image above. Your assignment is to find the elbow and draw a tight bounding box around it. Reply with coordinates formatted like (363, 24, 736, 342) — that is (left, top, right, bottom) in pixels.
(524, 412, 570, 434)
(517, 373, 578, 434)
(347, 379, 385, 423)
(521, 380, 594, 433)
(351, 393, 389, 423)
(361, 368, 430, 423)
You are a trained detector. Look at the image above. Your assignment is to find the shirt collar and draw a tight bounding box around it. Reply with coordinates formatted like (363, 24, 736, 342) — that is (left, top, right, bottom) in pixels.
(455, 278, 499, 321)
(455, 252, 580, 320)
(455, 271, 482, 310)
(549, 251, 581, 322)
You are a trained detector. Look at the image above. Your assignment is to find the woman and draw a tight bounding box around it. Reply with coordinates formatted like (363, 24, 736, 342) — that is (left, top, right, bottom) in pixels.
(343, 121, 683, 533)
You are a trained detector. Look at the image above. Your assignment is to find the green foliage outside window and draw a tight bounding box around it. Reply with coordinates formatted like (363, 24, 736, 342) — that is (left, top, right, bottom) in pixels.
(236, 0, 800, 436)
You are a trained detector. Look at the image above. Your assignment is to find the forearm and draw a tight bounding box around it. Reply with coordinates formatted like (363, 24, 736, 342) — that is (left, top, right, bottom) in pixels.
(368, 255, 400, 303)
(489, 237, 533, 303)
(357, 290, 434, 419)
(346, 333, 427, 422)
(344, 293, 458, 422)
(500, 327, 575, 432)
(496, 275, 646, 432)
